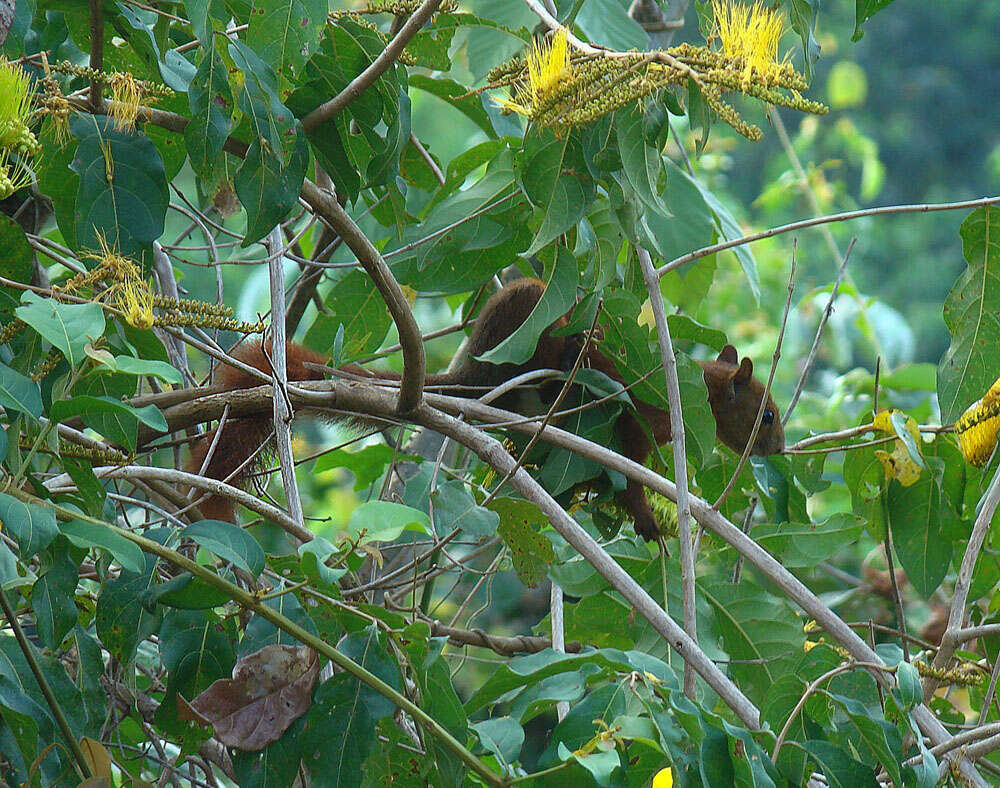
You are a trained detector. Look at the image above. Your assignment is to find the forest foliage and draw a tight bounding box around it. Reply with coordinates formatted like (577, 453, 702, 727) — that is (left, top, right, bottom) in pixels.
(0, 0, 999, 786)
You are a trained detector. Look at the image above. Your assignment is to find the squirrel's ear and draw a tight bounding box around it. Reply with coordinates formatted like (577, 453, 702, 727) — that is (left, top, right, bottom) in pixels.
(735, 356, 753, 383)
(704, 362, 739, 402)
(717, 344, 738, 365)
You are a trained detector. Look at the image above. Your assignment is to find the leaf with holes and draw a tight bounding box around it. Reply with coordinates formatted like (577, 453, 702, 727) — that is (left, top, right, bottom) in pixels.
(489, 498, 554, 587)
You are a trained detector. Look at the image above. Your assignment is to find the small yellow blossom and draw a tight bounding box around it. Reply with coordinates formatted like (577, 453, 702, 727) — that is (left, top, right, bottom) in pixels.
(955, 375, 1000, 467)
(872, 409, 923, 486)
(496, 28, 571, 118)
(711, 1, 785, 84)
(652, 767, 674, 788)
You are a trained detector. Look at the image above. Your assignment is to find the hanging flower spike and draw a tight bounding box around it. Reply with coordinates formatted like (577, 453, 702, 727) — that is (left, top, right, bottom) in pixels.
(711, 0, 786, 86)
(495, 28, 571, 119)
(955, 375, 1000, 467)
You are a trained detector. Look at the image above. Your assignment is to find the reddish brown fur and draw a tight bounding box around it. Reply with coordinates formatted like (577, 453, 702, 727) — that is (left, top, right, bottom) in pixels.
(185, 280, 783, 538)
(185, 339, 328, 521)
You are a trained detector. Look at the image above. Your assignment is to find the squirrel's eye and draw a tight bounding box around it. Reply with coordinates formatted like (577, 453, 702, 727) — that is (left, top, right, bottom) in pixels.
(762, 409, 775, 425)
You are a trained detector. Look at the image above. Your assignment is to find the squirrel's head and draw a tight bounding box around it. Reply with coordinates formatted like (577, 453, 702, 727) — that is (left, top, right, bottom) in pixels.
(699, 345, 784, 457)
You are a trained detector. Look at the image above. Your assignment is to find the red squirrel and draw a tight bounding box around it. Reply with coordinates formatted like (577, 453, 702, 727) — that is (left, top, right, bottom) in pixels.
(186, 278, 784, 539)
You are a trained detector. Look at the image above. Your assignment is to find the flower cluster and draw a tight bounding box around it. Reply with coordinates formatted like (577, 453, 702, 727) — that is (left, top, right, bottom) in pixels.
(47, 60, 172, 132)
(484, 1, 826, 139)
(0, 58, 40, 199)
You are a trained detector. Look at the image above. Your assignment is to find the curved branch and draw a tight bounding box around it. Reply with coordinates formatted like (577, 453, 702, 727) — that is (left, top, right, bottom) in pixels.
(301, 0, 444, 133)
(299, 179, 425, 413)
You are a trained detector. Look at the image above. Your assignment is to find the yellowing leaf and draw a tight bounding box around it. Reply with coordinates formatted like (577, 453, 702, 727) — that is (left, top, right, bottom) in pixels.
(872, 409, 922, 486)
(955, 375, 1000, 466)
(653, 767, 674, 788)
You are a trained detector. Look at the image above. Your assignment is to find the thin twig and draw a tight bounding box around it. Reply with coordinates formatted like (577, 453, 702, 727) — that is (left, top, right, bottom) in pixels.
(783, 237, 856, 425)
(714, 243, 796, 510)
(656, 195, 1000, 278)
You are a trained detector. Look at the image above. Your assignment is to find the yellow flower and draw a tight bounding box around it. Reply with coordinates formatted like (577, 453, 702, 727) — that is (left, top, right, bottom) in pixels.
(496, 28, 571, 118)
(0, 57, 36, 139)
(119, 277, 155, 330)
(109, 72, 142, 132)
(0, 149, 32, 199)
(652, 767, 674, 788)
(872, 409, 923, 487)
(711, 1, 786, 83)
(955, 375, 1000, 467)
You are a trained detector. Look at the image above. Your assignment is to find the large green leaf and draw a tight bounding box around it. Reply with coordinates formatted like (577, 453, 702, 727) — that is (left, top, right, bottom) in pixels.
(517, 128, 596, 256)
(0, 362, 41, 419)
(185, 45, 234, 181)
(50, 395, 167, 452)
(60, 519, 145, 574)
(344, 501, 431, 545)
(229, 40, 309, 246)
(0, 215, 33, 324)
(15, 292, 105, 368)
(0, 492, 58, 559)
(937, 206, 1000, 423)
(479, 245, 578, 365)
(245, 0, 327, 88)
(886, 458, 955, 599)
(750, 514, 864, 568)
(95, 553, 162, 663)
(301, 673, 376, 785)
(69, 115, 168, 257)
(183, 520, 266, 577)
(615, 105, 670, 219)
(31, 548, 78, 649)
(304, 270, 393, 358)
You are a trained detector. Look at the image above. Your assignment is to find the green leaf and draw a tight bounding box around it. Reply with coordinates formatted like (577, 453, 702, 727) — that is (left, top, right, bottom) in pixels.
(0, 362, 41, 419)
(184, 520, 266, 577)
(50, 395, 167, 452)
(489, 498, 554, 588)
(472, 717, 524, 768)
(60, 519, 145, 573)
(245, 0, 327, 87)
(0, 493, 58, 559)
(314, 444, 419, 490)
(517, 128, 596, 256)
(229, 40, 310, 245)
(430, 480, 500, 538)
(695, 182, 760, 304)
(301, 673, 376, 785)
(852, 0, 894, 41)
(640, 161, 715, 265)
(15, 292, 106, 368)
(32, 550, 78, 649)
(937, 206, 1000, 423)
(828, 693, 903, 785)
(184, 45, 234, 181)
(676, 352, 716, 469)
(0, 215, 33, 324)
(576, 0, 647, 49)
(298, 537, 347, 590)
(788, 0, 821, 80)
(886, 458, 956, 598)
(304, 270, 392, 358)
(69, 114, 168, 257)
(793, 741, 879, 787)
(701, 579, 803, 705)
(749, 514, 864, 568)
(615, 105, 670, 219)
(409, 74, 496, 139)
(558, 744, 620, 786)
(478, 244, 578, 365)
(99, 355, 183, 384)
(95, 553, 162, 663)
(337, 625, 402, 721)
(345, 501, 431, 545)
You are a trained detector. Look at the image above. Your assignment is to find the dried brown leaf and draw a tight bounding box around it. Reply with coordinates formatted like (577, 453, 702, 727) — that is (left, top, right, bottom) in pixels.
(178, 643, 319, 750)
